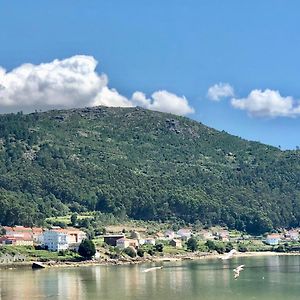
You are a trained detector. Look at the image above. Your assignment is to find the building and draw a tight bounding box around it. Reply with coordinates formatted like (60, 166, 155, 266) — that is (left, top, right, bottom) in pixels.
(4, 226, 32, 236)
(199, 230, 214, 240)
(218, 230, 229, 242)
(169, 239, 182, 248)
(265, 234, 281, 245)
(116, 238, 138, 249)
(42, 228, 86, 251)
(155, 232, 164, 239)
(164, 230, 175, 240)
(285, 230, 299, 241)
(43, 230, 69, 251)
(177, 229, 192, 240)
(104, 234, 125, 246)
(32, 227, 44, 243)
(144, 238, 156, 245)
(66, 228, 86, 244)
(3, 226, 43, 244)
(0, 235, 34, 246)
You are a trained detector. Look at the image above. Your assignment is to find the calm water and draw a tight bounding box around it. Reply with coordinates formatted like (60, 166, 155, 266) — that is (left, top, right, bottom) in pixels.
(1, 255, 300, 300)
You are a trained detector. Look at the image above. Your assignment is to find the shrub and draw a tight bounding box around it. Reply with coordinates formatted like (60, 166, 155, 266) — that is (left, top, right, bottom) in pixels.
(124, 247, 137, 258)
(187, 237, 198, 252)
(238, 244, 248, 252)
(148, 249, 155, 256)
(78, 239, 96, 259)
(215, 244, 225, 254)
(275, 245, 286, 253)
(155, 243, 164, 252)
(205, 240, 216, 251)
(225, 242, 234, 252)
(137, 248, 145, 257)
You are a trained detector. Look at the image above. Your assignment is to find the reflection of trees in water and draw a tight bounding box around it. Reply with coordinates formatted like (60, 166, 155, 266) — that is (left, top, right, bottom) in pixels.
(2, 257, 300, 300)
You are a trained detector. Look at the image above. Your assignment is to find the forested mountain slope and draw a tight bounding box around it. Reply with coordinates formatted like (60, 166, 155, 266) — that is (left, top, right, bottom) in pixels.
(0, 106, 299, 234)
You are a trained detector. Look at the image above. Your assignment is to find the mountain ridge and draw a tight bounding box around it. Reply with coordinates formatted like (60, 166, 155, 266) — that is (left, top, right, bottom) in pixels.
(0, 106, 299, 234)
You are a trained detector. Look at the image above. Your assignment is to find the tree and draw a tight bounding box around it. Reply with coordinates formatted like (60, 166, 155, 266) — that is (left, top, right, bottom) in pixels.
(137, 248, 144, 257)
(70, 213, 78, 226)
(0, 226, 5, 235)
(155, 243, 164, 252)
(187, 237, 198, 252)
(205, 240, 216, 251)
(78, 239, 96, 259)
(225, 242, 234, 253)
(237, 243, 248, 253)
(124, 246, 137, 258)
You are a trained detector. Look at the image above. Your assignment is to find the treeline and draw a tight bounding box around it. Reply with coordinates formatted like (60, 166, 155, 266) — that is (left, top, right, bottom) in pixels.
(0, 106, 300, 234)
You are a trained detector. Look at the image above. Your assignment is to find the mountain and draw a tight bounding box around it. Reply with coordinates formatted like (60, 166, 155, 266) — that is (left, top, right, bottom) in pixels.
(0, 106, 300, 234)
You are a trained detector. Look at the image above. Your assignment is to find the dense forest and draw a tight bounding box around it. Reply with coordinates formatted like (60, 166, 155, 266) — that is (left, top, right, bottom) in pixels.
(0, 106, 300, 234)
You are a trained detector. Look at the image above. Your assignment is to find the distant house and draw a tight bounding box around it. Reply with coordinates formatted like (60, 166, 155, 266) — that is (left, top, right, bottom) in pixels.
(169, 239, 182, 248)
(177, 229, 192, 240)
(0, 235, 33, 246)
(139, 238, 156, 246)
(265, 234, 281, 245)
(3, 226, 43, 244)
(218, 231, 229, 242)
(116, 238, 138, 249)
(144, 238, 156, 245)
(4, 226, 32, 236)
(104, 234, 125, 246)
(164, 230, 175, 240)
(199, 230, 214, 240)
(285, 230, 299, 241)
(155, 232, 165, 239)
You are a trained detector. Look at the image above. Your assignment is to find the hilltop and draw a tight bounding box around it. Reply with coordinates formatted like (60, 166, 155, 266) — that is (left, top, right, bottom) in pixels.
(0, 106, 300, 234)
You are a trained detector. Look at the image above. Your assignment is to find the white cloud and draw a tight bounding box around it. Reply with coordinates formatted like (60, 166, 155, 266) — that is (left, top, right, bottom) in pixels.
(131, 90, 195, 115)
(231, 89, 300, 118)
(92, 87, 132, 107)
(0, 55, 194, 116)
(207, 82, 234, 101)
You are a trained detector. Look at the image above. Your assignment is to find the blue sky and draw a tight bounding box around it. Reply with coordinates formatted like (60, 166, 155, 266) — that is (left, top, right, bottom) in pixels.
(0, 0, 300, 149)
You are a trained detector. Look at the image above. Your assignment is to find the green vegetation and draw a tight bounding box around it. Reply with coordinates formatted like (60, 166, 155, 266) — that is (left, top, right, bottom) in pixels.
(1, 106, 300, 234)
(78, 239, 96, 259)
(187, 237, 198, 252)
(124, 247, 137, 258)
(0, 245, 81, 262)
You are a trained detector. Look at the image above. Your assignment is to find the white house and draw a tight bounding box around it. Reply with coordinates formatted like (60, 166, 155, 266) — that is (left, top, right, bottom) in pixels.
(116, 238, 138, 249)
(177, 228, 192, 240)
(42, 228, 87, 251)
(199, 230, 214, 240)
(144, 238, 156, 245)
(286, 230, 299, 241)
(164, 230, 175, 240)
(265, 234, 281, 246)
(43, 230, 69, 251)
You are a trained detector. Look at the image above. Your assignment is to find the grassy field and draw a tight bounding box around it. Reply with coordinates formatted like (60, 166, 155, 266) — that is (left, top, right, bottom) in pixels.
(45, 214, 94, 226)
(0, 245, 81, 262)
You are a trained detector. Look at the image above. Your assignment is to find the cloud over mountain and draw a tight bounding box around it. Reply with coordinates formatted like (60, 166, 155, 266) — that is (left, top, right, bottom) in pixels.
(0, 55, 194, 116)
(207, 82, 234, 101)
(231, 89, 300, 118)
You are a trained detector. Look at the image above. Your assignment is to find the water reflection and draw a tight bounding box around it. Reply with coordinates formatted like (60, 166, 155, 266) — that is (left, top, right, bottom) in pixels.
(1, 256, 300, 300)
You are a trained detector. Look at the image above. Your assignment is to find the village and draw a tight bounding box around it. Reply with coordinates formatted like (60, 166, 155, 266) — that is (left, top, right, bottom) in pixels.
(1, 222, 300, 266)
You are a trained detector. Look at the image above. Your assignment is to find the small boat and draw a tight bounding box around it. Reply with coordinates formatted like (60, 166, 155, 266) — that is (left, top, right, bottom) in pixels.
(32, 262, 46, 269)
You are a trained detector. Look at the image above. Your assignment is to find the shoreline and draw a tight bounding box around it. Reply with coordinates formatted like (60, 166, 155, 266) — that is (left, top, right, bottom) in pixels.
(1, 251, 299, 270)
